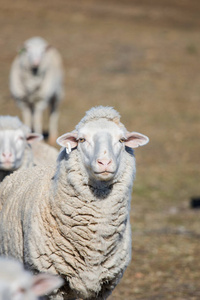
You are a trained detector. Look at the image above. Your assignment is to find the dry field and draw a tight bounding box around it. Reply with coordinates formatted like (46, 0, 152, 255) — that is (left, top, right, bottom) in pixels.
(0, 0, 200, 299)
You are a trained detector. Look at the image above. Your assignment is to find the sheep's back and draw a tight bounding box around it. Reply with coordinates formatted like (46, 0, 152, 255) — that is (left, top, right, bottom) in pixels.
(32, 142, 58, 167)
(0, 165, 55, 261)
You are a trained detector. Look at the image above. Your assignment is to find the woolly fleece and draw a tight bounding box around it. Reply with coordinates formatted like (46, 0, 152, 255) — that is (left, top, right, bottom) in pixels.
(0, 106, 137, 300)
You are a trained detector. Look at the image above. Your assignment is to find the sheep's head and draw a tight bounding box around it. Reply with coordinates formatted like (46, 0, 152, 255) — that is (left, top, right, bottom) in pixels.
(0, 116, 42, 171)
(57, 106, 149, 182)
(20, 37, 49, 75)
(0, 258, 63, 300)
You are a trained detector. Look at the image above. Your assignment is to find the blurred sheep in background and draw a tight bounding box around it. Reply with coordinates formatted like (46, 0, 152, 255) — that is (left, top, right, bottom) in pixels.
(0, 115, 58, 182)
(9, 36, 64, 145)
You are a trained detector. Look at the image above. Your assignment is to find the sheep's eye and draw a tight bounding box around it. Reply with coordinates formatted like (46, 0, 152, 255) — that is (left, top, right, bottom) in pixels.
(79, 138, 85, 143)
(119, 138, 125, 143)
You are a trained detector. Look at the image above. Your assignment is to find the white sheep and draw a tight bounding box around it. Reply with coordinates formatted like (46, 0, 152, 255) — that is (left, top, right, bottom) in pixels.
(0, 106, 149, 300)
(0, 115, 42, 182)
(9, 36, 64, 145)
(0, 257, 63, 300)
(0, 115, 58, 182)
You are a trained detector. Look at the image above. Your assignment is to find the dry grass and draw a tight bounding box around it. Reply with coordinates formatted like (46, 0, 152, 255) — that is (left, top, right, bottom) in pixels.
(0, 0, 200, 299)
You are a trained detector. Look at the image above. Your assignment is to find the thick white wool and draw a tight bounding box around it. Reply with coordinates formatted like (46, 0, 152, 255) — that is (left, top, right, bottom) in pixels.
(76, 106, 123, 131)
(0, 106, 142, 300)
(32, 142, 58, 167)
(0, 149, 135, 299)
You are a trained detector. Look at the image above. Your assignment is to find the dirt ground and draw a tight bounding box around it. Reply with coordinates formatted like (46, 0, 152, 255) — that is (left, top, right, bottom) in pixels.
(0, 0, 200, 299)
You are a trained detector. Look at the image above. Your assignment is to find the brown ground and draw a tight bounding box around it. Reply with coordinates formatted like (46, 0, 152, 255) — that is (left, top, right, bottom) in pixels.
(0, 0, 200, 299)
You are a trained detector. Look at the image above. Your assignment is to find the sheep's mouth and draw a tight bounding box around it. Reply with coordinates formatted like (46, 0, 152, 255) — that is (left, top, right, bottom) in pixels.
(94, 171, 114, 175)
(94, 171, 115, 181)
(0, 162, 14, 170)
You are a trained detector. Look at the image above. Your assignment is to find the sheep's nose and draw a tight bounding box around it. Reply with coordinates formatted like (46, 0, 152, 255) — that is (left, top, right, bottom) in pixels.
(2, 152, 12, 159)
(97, 158, 112, 166)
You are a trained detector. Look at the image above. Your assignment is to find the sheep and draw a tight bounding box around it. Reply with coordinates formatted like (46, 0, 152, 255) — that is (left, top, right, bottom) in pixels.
(9, 36, 64, 145)
(0, 257, 63, 300)
(0, 115, 58, 182)
(0, 115, 42, 182)
(0, 106, 149, 300)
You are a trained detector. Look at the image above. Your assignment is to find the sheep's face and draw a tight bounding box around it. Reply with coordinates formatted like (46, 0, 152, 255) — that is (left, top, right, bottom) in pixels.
(0, 129, 42, 171)
(21, 37, 48, 74)
(0, 274, 62, 300)
(0, 273, 35, 300)
(0, 129, 27, 171)
(0, 258, 63, 300)
(57, 118, 149, 182)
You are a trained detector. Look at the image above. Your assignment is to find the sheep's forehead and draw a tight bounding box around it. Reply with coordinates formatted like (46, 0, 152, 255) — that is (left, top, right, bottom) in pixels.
(0, 116, 18, 127)
(0, 259, 30, 283)
(0, 116, 28, 132)
(78, 119, 126, 138)
(25, 37, 47, 52)
(0, 129, 25, 139)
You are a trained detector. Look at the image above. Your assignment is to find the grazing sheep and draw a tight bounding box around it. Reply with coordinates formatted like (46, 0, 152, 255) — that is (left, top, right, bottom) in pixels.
(0, 257, 63, 300)
(9, 36, 64, 145)
(0, 106, 149, 300)
(0, 115, 42, 182)
(0, 115, 58, 182)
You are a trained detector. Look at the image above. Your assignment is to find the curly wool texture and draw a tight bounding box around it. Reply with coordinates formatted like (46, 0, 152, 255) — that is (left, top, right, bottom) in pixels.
(0, 107, 137, 300)
(76, 105, 124, 131)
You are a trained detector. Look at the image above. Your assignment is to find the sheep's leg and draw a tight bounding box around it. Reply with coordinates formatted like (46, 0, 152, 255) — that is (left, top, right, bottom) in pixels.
(49, 110, 59, 145)
(32, 105, 43, 134)
(22, 105, 32, 130)
(48, 95, 59, 145)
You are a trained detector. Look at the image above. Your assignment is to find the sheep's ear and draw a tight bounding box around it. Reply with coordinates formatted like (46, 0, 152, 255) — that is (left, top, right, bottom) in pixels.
(26, 133, 43, 144)
(125, 132, 149, 148)
(31, 273, 64, 296)
(45, 44, 52, 52)
(56, 132, 78, 149)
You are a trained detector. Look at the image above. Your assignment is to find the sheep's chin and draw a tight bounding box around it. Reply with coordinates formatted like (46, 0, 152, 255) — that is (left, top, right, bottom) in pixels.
(0, 158, 22, 171)
(0, 162, 15, 170)
(93, 171, 115, 182)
